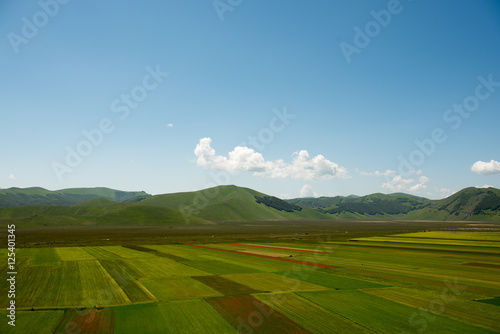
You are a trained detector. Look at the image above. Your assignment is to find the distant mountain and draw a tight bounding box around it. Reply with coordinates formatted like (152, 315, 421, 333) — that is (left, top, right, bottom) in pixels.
(387, 193, 429, 200)
(287, 193, 431, 218)
(286, 187, 500, 221)
(406, 187, 500, 221)
(0, 185, 498, 225)
(0, 187, 150, 207)
(137, 185, 327, 221)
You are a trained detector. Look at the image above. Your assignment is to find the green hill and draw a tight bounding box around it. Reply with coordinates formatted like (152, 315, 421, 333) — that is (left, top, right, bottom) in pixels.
(138, 185, 328, 222)
(287, 188, 500, 221)
(0, 202, 209, 227)
(287, 193, 431, 216)
(287, 196, 347, 209)
(1, 185, 498, 224)
(407, 187, 500, 221)
(329, 193, 431, 216)
(0, 187, 150, 207)
(72, 198, 118, 207)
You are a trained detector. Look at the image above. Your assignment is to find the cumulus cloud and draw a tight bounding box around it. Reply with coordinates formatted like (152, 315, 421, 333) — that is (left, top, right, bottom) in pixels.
(8, 174, 16, 180)
(194, 138, 348, 181)
(167, 123, 173, 128)
(382, 175, 414, 192)
(382, 175, 430, 193)
(300, 184, 313, 197)
(471, 160, 500, 175)
(419, 176, 430, 184)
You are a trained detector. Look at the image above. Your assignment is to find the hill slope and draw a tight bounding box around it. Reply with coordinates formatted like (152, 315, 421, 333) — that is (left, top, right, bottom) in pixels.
(138, 185, 328, 221)
(1, 185, 498, 224)
(407, 187, 500, 221)
(0, 202, 209, 227)
(288, 193, 431, 218)
(0, 187, 150, 207)
(287, 187, 500, 221)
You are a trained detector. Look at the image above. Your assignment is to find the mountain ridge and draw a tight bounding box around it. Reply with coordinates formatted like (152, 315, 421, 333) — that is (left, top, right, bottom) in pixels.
(0, 185, 499, 224)
(287, 187, 500, 221)
(0, 187, 150, 207)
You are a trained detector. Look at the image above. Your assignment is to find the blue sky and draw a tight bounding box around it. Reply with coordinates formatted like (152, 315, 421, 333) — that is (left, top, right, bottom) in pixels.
(1, 0, 500, 199)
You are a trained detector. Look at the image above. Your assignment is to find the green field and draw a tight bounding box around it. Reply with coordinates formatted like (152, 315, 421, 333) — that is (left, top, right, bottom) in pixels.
(298, 289, 496, 334)
(1, 229, 500, 333)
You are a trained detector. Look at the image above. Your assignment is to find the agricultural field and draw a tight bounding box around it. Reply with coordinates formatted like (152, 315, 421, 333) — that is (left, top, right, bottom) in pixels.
(1, 228, 500, 333)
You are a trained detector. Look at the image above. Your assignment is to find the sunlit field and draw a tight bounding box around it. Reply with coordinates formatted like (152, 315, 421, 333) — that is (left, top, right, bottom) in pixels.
(2, 230, 499, 333)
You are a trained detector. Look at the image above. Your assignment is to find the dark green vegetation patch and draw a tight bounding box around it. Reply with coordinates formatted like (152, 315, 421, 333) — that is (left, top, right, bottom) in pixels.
(99, 259, 154, 303)
(276, 270, 388, 290)
(477, 296, 500, 306)
(255, 195, 302, 212)
(208, 295, 311, 334)
(192, 275, 265, 295)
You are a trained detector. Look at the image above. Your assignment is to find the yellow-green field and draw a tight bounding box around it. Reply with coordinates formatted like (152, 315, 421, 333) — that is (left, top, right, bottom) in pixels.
(1, 231, 500, 333)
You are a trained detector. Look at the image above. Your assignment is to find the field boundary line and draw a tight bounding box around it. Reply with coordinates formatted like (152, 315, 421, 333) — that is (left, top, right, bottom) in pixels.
(136, 280, 158, 301)
(94, 260, 133, 305)
(339, 262, 500, 287)
(232, 243, 332, 253)
(186, 244, 340, 268)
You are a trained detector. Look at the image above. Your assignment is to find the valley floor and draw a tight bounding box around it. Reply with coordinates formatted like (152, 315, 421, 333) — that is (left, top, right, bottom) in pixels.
(1, 223, 500, 333)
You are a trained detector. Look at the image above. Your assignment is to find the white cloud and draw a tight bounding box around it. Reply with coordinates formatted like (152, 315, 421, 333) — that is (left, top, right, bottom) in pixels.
(194, 138, 348, 181)
(8, 174, 16, 180)
(409, 183, 425, 192)
(382, 175, 414, 192)
(300, 184, 313, 197)
(167, 123, 173, 128)
(476, 184, 494, 189)
(360, 169, 396, 176)
(361, 169, 422, 177)
(382, 174, 430, 193)
(471, 160, 500, 175)
(419, 176, 430, 184)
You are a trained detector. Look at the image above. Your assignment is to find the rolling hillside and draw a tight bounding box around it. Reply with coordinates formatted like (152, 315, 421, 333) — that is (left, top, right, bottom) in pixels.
(1, 185, 498, 225)
(407, 187, 500, 221)
(0, 187, 150, 207)
(287, 187, 500, 221)
(288, 193, 431, 218)
(137, 185, 328, 221)
(0, 202, 209, 227)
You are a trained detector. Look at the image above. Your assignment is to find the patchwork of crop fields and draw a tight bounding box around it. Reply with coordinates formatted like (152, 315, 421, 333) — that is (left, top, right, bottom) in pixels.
(1, 231, 500, 333)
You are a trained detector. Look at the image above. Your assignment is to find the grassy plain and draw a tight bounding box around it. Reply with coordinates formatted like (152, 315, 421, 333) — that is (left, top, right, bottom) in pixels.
(1, 221, 499, 333)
